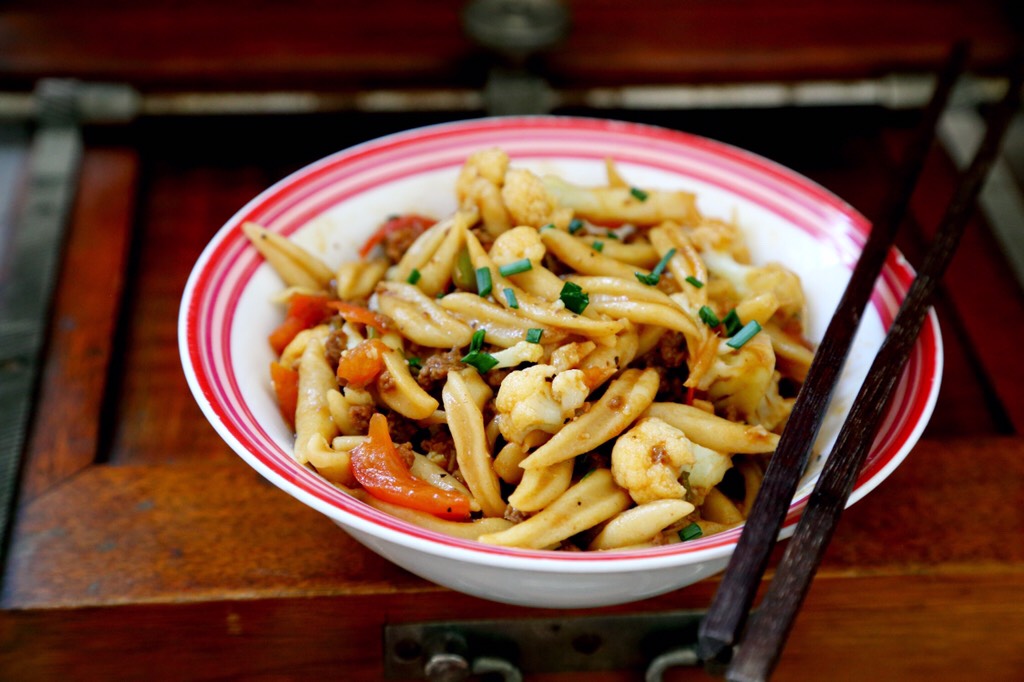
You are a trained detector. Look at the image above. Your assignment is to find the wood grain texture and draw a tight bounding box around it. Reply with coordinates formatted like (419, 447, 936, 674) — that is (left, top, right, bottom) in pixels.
(17, 148, 138, 502)
(0, 1, 1018, 89)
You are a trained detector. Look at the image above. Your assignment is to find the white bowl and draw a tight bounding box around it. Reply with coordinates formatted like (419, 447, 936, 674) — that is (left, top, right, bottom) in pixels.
(179, 116, 942, 609)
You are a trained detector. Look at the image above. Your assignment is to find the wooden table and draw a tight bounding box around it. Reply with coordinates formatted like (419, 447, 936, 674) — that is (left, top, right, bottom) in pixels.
(1, 3, 1022, 680)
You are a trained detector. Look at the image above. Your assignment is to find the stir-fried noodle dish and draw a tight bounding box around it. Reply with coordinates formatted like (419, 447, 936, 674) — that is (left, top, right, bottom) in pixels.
(246, 149, 815, 551)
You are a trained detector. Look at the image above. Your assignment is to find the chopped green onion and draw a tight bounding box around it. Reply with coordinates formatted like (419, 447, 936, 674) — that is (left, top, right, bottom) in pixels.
(436, 291, 446, 299)
(452, 247, 475, 290)
(406, 356, 422, 369)
(722, 309, 742, 336)
(679, 522, 703, 541)
(526, 328, 543, 344)
(685, 276, 704, 288)
(540, 223, 556, 232)
(475, 267, 493, 298)
(698, 305, 720, 328)
(726, 320, 762, 349)
(469, 328, 486, 353)
(605, 231, 620, 240)
(559, 281, 589, 314)
(499, 258, 533, 277)
(503, 287, 519, 309)
(591, 240, 604, 252)
(568, 218, 584, 234)
(630, 187, 649, 201)
(635, 247, 677, 285)
(406, 268, 421, 285)
(461, 350, 499, 373)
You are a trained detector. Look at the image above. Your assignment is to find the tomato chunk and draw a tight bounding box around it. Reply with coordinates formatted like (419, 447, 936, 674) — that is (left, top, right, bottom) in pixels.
(336, 338, 389, 389)
(358, 214, 436, 259)
(269, 361, 299, 429)
(350, 414, 472, 520)
(268, 293, 332, 354)
(326, 301, 393, 334)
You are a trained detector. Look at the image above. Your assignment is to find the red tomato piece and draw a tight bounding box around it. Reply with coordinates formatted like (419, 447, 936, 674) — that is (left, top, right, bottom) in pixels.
(336, 338, 389, 389)
(350, 414, 472, 521)
(268, 293, 332, 354)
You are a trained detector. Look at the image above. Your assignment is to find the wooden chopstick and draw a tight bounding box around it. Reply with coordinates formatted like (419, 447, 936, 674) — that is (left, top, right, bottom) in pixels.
(725, 59, 1023, 682)
(695, 42, 970, 666)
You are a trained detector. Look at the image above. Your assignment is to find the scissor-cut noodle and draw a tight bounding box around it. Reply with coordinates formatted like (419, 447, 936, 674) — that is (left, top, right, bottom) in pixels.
(249, 148, 816, 551)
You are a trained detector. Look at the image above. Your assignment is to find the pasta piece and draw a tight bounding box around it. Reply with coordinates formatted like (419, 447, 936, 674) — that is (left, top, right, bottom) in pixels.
(589, 498, 695, 550)
(439, 293, 566, 348)
(734, 292, 780, 327)
(734, 456, 765, 515)
(327, 388, 368, 436)
(493, 442, 528, 485)
(364, 496, 514, 540)
(477, 469, 632, 549)
(541, 228, 647, 280)
(455, 367, 494, 412)
(376, 346, 439, 420)
(644, 402, 779, 454)
(648, 223, 708, 305)
(464, 231, 624, 339)
(415, 212, 469, 297)
(336, 259, 389, 300)
(375, 281, 474, 348)
(294, 337, 338, 465)
(305, 433, 356, 486)
(442, 371, 506, 517)
(243, 222, 334, 290)
(507, 459, 575, 512)
(701, 487, 745, 525)
(390, 216, 453, 283)
(542, 175, 702, 227)
(764, 322, 814, 383)
(575, 235, 660, 268)
(279, 324, 329, 369)
(410, 453, 480, 511)
(519, 368, 660, 470)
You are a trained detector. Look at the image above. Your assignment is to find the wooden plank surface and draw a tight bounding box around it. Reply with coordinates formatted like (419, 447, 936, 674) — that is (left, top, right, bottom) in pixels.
(0, 1, 1018, 90)
(1, 102, 1022, 680)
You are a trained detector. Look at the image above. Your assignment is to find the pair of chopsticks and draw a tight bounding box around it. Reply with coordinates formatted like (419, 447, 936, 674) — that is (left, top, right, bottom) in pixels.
(697, 44, 1023, 681)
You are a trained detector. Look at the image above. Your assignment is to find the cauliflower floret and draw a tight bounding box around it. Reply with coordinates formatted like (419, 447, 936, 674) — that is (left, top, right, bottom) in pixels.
(550, 340, 596, 372)
(490, 341, 545, 369)
(611, 417, 696, 505)
(456, 148, 512, 237)
(703, 331, 775, 423)
(703, 251, 806, 327)
(682, 443, 733, 506)
(501, 168, 567, 228)
(494, 365, 588, 445)
(489, 225, 546, 265)
(753, 371, 796, 433)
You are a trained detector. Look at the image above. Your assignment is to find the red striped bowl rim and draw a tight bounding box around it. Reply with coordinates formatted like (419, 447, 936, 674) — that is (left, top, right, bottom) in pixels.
(179, 116, 941, 572)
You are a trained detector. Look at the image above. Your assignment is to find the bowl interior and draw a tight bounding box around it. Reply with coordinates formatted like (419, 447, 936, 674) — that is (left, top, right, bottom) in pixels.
(179, 116, 942, 568)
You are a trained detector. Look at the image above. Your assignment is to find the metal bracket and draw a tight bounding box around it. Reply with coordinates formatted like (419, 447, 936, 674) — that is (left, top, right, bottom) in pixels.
(384, 610, 704, 680)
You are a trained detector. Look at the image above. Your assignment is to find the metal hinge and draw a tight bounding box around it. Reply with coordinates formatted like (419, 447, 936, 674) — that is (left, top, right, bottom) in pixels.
(384, 610, 706, 681)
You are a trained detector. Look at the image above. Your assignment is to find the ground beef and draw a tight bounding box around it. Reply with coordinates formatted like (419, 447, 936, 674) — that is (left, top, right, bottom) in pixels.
(643, 330, 689, 369)
(416, 348, 463, 391)
(384, 222, 428, 263)
(324, 327, 346, 369)
(378, 370, 397, 393)
(420, 429, 458, 461)
(504, 507, 529, 524)
(394, 441, 416, 468)
(483, 367, 513, 389)
(348, 404, 376, 433)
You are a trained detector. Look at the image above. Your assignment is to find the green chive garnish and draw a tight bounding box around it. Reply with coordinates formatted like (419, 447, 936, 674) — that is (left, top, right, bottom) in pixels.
(722, 309, 742, 336)
(499, 258, 533, 277)
(461, 351, 499, 373)
(568, 218, 584, 234)
(526, 328, 543, 344)
(726, 320, 762, 349)
(406, 268, 421, 285)
(630, 187, 649, 201)
(698, 305, 720, 328)
(679, 522, 703, 541)
(685, 276, 704, 288)
(635, 248, 676, 285)
(503, 287, 519, 309)
(475, 267, 493, 298)
(469, 328, 486, 353)
(559, 281, 589, 314)
(406, 356, 422, 369)
(592, 240, 604, 252)
(605, 231, 620, 240)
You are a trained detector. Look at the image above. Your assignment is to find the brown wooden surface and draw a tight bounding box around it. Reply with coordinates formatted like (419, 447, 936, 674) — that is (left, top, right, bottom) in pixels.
(0, 1, 1020, 91)
(1, 96, 1023, 682)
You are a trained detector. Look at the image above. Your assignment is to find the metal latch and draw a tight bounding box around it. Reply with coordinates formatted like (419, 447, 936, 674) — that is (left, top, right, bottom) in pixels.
(384, 610, 705, 680)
